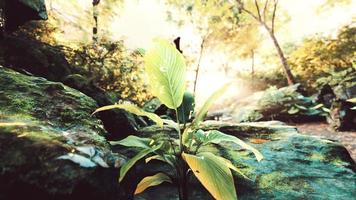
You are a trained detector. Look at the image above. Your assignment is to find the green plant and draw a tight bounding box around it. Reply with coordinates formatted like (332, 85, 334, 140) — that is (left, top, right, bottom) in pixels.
(93, 39, 263, 200)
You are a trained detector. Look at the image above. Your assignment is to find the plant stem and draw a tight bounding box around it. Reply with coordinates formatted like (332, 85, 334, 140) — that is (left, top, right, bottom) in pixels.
(174, 109, 188, 200)
(175, 109, 183, 154)
(177, 158, 188, 200)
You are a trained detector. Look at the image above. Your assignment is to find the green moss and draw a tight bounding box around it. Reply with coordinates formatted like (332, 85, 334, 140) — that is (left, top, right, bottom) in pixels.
(258, 172, 311, 193)
(331, 158, 349, 167)
(308, 152, 325, 161)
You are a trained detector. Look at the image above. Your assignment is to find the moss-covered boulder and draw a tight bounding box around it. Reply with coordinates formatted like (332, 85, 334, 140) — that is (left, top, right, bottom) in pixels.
(0, 36, 140, 139)
(0, 67, 129, 200)
(134, 121, 356, 199)
(230, 84, 328, 123)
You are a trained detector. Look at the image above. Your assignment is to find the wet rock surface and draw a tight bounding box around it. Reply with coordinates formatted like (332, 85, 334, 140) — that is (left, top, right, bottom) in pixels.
(0, 36, 139, 139)
(229, 84, 327, 123)
(0, 67, 354, 200)
(0, 67, 129, 200)
(293, 122, 356, 161)
(135, 121, 356, 200)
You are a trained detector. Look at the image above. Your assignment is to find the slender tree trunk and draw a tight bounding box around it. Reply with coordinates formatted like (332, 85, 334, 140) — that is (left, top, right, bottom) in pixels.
(0, 0, 4, 66)
(92, 0, 99, 44)
(265, 25, 295, 85)
(237, 0, 296, 86)
(0, 0, 5, 39)
(193, 37, 206, 96)
(177, 158, 188, 200)
(251, 49, 255, 80)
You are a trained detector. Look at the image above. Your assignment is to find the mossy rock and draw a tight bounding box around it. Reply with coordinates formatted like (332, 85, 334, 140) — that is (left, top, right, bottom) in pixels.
(0, 36, 140, 139)
(0, 67, 130, 200)
(134, 121, 356, 200)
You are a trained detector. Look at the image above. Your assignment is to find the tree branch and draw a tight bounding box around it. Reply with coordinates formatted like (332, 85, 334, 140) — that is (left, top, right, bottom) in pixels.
(263, 0, 269, 21)
(254, 0, 262, 21)
(236, 0, 261, 22)
(271, 0, 278, 34)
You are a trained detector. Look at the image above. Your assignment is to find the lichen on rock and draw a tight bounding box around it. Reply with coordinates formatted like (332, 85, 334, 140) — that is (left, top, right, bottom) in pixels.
(0, 67, 129, 200)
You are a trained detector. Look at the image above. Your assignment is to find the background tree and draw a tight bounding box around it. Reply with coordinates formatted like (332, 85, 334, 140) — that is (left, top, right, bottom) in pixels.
(208, 22, 262, 79)
(166, 0, 239, 96)
(289, 25, 356, 92)
(235, 0, 295, 85)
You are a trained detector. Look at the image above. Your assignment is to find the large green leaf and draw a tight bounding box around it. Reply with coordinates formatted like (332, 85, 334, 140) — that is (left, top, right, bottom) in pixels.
(134, 173, 172, 195)
(109, 135, 153, 149)
(144, 39, 186, 109)
(162, 119, 180, 133)
(93, 103, 163, 127)
(191, 84, 230, 128)
(182, 84, 230, 145)
(119, 143, 162, 182)
(347, 98, 356, 103)
(177, 92, 195, 123)
(182, 152, 237, 200)
(145, 154, 177, 168)
(213, 154, 249, 179)
(201, 130, 263, 162)
(347, 98, 356, 109)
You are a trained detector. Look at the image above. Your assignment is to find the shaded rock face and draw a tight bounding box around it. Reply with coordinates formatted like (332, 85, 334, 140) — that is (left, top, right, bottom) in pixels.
(230, 84, 326, 124)
(1, 67, 354, 200)
(1, 36, 71, 82)
(0, 67, 130, 200)
(134, 121, 356, 200)
(3, 0, 47, 31)
(0, 36, 139, 139)
(317, 84, 356, 131)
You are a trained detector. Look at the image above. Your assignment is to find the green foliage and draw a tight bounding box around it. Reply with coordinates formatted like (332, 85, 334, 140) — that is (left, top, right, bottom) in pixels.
(347, 98, 356, 110)
(110, 135, 164, 182)
(315, 66, 356, 90)
(93, 102, 163, 127)
(191, 84, 231, 128)
(236, 68, 287, 91)
(182, 152, 237, 200)
(94, 39, 263, 200)
(232, 84, 330, 123)
(177, 92, 195, 123)
(64, 41, 151, 105)
(109, 135, 153, 149)
(289, 25, 356, 92)
(13, 1, 151, 105)
(134, 173, 172, 195)
(144, 39, 186, 109)
(258, 86, 329, 118)
(195, 130, 263, 161)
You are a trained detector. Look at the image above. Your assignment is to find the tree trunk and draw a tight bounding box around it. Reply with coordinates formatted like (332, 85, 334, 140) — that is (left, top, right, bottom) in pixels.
(193, 37, 205, 96)
(251, 49, 255, 80)
(92, 0, 99, 44)
(266, 27, 295, 85)
(0, 0, 5, 39)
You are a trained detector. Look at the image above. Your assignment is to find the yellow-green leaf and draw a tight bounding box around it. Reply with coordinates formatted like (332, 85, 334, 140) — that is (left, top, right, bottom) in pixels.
(93, 103, 163, 127)
(134, 173, 172, 195)
(347, 98, 356, 103)
(202, 130, 263, 162)
(0, 122, 27, 127)
(213, 155, 249, 180)
(110, 135, 153, 149)
(145, 154, 176, 168)
(119, 142, 163, 182)
(191, 83, 230, 128)
(144, 39, 186, 109)
(182, 152, 237, 200)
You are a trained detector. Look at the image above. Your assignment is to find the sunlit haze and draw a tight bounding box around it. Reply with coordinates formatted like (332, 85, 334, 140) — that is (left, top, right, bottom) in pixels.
(47, 0, 356, 106)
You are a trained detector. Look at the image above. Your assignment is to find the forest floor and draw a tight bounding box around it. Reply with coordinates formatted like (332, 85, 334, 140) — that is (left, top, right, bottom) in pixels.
(290, 122, 356, 162)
